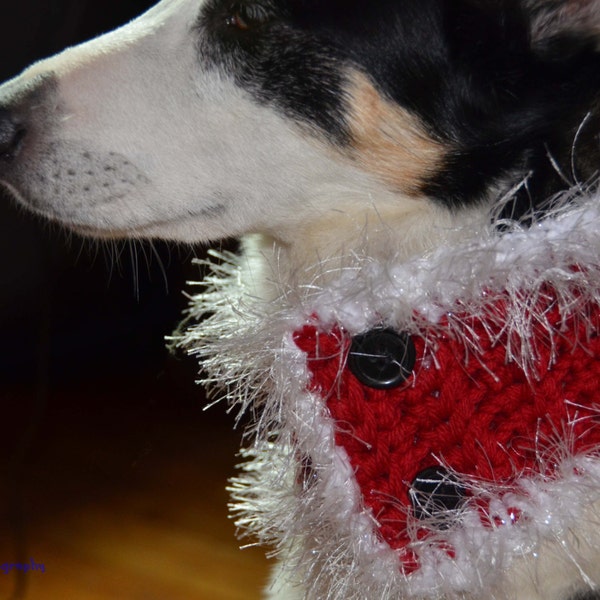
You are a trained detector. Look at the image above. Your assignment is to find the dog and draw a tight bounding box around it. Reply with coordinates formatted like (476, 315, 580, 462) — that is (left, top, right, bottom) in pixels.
(2, 1, 600, 598)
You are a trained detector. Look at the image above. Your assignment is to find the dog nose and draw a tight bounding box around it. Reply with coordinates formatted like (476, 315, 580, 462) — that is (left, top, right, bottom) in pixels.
(0, 108, 26, 161)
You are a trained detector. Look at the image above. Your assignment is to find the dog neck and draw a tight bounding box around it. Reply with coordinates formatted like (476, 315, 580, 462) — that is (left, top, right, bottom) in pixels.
(239, 196, 488, 302)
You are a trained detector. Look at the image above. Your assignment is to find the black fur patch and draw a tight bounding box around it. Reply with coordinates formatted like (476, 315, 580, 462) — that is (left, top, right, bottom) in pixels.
(197, 0, 600, 220)
(567, 591, 600, 600)
(197, 0, 350, 144)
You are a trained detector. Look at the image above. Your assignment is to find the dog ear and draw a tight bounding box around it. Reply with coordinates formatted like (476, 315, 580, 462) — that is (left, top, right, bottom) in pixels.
(524, 0, 600, 58)
(459, 0, 600, 59)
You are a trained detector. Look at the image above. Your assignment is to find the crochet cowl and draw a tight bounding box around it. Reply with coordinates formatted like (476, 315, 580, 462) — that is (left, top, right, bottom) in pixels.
(178, 193, 600, 599)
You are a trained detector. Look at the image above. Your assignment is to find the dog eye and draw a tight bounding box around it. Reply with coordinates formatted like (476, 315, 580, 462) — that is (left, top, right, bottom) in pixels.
(226, 4, 269, 31)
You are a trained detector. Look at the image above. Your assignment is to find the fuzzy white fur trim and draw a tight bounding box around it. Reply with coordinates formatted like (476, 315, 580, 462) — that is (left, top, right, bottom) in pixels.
(175, 192, 600, 599)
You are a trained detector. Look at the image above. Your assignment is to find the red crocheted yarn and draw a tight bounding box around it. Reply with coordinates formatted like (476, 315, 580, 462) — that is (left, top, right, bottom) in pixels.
(293, 298, 600, 571)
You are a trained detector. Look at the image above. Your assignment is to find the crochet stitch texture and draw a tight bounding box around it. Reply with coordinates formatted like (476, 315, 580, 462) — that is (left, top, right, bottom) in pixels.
(294, 294, 600, 573)
(178, 193, 600, 598)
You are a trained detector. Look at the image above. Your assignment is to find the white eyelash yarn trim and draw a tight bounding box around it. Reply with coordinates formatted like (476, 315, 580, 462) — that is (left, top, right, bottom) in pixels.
(175, 192, 600, 599)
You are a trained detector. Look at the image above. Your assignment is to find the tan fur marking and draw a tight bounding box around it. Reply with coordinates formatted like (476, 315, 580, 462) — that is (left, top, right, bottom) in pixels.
(346, 71, 445, 195)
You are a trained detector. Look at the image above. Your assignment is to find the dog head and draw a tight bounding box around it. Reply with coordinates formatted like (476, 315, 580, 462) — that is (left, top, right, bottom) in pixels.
(0, 0, 599, 255)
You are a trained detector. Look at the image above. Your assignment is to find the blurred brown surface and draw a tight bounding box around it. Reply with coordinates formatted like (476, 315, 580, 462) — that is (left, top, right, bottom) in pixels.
(0, 365, 270, 600)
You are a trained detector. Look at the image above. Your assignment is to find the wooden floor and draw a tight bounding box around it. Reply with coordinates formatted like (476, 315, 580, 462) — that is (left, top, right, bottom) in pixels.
(0, 362, 271, 600)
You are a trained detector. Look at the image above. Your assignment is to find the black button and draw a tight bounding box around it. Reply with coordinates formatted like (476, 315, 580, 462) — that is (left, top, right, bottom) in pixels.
(409, 466, 467, 524)
(347, 328, 416, 389)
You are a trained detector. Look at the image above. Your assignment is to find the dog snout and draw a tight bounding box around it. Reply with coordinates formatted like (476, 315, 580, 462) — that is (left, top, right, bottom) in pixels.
(0, 73, 57, 163)
(0, 108, 26, 162)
